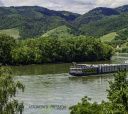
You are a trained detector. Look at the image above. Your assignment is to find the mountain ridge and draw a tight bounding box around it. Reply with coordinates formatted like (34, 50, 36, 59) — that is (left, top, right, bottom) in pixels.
(1, 5, 128, 38)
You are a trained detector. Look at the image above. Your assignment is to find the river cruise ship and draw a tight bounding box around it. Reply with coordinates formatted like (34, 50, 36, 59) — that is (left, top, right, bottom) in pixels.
(69, 63, 128, 76)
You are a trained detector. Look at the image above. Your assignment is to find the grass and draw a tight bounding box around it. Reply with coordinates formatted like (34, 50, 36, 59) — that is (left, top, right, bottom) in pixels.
(100, 32, 117, 42)
(42, 25, 73, 38)
(0, 28, 20, 39)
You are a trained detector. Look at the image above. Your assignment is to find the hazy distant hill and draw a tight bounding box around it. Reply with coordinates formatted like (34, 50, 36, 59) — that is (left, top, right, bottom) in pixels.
(1, 5, 128, 38)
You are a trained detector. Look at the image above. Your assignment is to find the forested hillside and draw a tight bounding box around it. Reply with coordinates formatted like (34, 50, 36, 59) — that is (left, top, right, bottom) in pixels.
(74, 7, 119, 27)
(1, 5, 128, 38)
(0, 6, 80, 38)
(76, 5, 128, 37)
(79, 14, 128, 36)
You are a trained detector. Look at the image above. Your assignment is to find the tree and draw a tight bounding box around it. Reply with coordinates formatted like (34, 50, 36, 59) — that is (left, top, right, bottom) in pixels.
(70, 71, 128, 114)
(1, 34, 113, 64)
(0, 34, 16, 64)
(0, 67, 25, 114)
(107, 71, 128, 112)
(11, 46, 42, 64)
(69, 96, 102, 114)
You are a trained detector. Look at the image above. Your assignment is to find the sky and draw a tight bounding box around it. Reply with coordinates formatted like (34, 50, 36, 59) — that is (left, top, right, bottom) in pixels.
(0, 0, 128, 14)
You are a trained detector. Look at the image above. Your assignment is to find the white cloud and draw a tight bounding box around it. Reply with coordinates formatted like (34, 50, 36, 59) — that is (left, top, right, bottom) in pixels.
(0, 0, 4, 6)
(1, 0, 128, 14)
(95, 0, 128, 7)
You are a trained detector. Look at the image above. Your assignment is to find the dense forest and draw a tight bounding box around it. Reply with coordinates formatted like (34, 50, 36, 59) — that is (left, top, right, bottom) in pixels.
(0, 34, 113, 65)
(1, 5, 128, 38)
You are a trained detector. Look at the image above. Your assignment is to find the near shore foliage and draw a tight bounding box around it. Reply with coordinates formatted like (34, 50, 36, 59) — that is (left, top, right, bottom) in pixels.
(0, 67, 24, 114)
(70, 71, 128, 114)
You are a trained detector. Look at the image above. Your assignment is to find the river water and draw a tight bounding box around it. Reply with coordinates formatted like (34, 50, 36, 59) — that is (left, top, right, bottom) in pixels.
(11, 53, 128, 114)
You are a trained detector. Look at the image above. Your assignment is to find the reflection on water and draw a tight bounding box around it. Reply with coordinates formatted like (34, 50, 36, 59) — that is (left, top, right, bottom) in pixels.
(11, 53, 128, 114)
(11, 63, 71, 75)
(11, 60, 111, 76)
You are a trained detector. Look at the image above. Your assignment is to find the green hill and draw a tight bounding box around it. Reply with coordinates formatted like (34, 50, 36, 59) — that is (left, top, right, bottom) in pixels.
(42, 25, 74, 38)
(1, 5, 128, 39)
(74, 5, 128, 37)
(78, 13, 128, 37)
(0, 6, 80, 38)
(0, 28, 20, 39)
(74, 7, 119, 27)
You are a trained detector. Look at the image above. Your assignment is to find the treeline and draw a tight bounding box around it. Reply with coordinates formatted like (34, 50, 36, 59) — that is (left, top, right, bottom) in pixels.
(0, 34, 113, 65)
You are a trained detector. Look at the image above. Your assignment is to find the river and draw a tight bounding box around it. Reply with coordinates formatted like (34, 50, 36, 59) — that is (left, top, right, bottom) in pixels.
(10, 53, 128, 114)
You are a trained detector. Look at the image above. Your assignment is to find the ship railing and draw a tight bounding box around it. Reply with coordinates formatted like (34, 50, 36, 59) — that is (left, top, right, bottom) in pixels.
(70, 64, 128, 69)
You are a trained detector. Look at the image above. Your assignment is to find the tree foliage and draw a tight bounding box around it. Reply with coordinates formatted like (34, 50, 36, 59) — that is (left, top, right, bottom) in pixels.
(0, 34, 16, 64)
(0, 34, 113, 65)
(70, 71, 128, 114)
(110, 28, 128, 52)
(0, 67, 24, 114)
(107, 71, 128, 112)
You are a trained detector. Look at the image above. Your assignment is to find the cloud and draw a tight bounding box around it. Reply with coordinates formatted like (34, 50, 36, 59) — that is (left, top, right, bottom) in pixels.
(95, 0, 128, 7)
(1, 0, 128, 14)
(45, 0, 95, 14)
(0, 0, 4, 6)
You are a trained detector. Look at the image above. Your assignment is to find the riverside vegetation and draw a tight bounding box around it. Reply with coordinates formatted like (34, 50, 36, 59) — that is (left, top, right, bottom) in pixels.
(0, 34, 113, 65)
(0, 67, 24, 114)
(70, 71, 128, 114)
